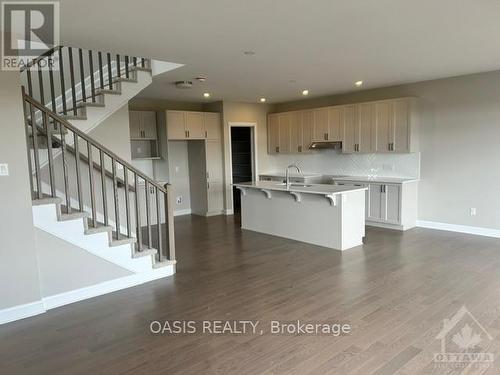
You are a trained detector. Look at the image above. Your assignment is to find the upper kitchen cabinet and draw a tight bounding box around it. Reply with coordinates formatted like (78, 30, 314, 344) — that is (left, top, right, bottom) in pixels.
(289, 111, 313, 153)
(268, 97, 419, 154)
(343, 102, 374, 153)
(167, 110, 188, 140)
(204, 112, 222, 140)
(278, 113, 291, 154)
(268, 113, 280, 154)
(357, 102, 375, 153)
(129, 110, 157, 140)
(167, 110, 222, 140)
(185, 112, 204, 139)
(375, 98, 419, 153)
(312, 106, 341, 142)
(312, 108, 329, 141)
(341, 105, 357, 153)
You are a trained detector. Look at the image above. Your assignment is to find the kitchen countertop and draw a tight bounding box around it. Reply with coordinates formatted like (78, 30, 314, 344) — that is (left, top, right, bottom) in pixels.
(331, 176, 419, 184)
(233, 181, 367, 195)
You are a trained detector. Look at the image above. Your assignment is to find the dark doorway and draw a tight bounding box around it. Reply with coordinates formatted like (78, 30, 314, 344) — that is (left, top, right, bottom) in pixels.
(231, 127, 253, 213)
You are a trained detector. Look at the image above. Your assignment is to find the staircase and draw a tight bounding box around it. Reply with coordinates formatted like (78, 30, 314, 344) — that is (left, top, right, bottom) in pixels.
(21, 46, 176, 280)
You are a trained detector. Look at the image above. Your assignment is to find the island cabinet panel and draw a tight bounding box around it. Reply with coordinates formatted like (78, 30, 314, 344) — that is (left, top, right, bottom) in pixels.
(268, 114, 280, 154)
(278, 113, 291, 154)
(312, 108, 329, 141)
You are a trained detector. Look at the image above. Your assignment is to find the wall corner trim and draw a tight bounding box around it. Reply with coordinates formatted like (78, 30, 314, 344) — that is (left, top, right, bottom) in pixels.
(0, 300, 46, 325)
(417, 220, 500, 238)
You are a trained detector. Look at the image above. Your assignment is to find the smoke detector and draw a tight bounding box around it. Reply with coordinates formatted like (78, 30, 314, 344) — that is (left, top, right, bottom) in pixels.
(175, 80, 193, 89)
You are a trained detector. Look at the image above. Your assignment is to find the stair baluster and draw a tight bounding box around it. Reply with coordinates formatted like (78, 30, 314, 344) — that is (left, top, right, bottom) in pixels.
(67, 47, 78, 116)
(88, 50, 96, 103)
(78, 48, 86, 103)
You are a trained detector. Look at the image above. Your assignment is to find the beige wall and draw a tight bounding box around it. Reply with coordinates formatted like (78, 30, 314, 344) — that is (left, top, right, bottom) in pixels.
(89, 104, 132, 163)
(222, 101, 273, 212)
(0, 71, 42, 310)
(273, 70, 500, 230)
(35, 229, 131, 297)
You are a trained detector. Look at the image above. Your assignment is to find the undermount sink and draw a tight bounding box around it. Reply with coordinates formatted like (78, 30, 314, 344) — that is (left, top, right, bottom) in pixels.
(275, 183, 313, 188)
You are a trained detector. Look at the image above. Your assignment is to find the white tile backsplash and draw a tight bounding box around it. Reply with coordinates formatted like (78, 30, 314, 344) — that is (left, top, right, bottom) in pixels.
(268, 151, 420, 179)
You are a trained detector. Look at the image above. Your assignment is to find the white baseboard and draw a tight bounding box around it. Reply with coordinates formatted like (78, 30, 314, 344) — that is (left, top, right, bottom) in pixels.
(417, 220, 500, 238)
(43, 266, 174, 310)
(1, 266, 174, 325)
(224, 209, 234, 215)
(0, 300, 46, 325)
(174, 208, 192, 216)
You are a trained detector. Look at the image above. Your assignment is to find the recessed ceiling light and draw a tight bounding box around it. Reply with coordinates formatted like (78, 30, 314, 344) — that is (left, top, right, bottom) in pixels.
(260, 98, 266, 103)
(302, 89, 309, 96)
(243, 51, 256, 55)
(203, 92, 210, 98)
(355, 80, 363, 87)
(196, 76, 207, 82)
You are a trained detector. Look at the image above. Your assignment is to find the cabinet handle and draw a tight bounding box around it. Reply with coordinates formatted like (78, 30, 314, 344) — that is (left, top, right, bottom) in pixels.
(207, 182, 210, 189)
(206, 172, 209, 178)
(324, 133, 328, 140)
(188, 130, 190, 138)
(276, 146, 279, 153)
(205, 130, 208, 138)
(185, 130, 188, 138)
(298, 145, 302, 153)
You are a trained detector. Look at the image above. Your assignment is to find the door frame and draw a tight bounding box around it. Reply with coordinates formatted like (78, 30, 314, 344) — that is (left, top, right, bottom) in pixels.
(228, 122, 258, 214)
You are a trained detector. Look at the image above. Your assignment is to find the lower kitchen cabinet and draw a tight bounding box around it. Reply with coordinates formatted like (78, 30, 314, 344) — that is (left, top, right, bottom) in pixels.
(334, 179, 418, 230)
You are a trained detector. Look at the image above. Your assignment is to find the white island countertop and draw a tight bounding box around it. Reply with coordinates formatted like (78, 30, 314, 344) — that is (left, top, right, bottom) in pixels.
(233, 181, 367, 195)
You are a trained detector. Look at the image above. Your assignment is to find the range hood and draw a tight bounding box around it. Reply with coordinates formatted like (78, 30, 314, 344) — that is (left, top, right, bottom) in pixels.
(308, 141, 342, 150)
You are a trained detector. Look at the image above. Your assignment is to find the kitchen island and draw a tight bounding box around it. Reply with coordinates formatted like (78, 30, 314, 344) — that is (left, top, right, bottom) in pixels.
(233, 181, 367, 251)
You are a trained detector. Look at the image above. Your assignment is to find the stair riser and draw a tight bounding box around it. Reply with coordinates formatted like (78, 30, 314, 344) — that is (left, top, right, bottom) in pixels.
(32, 203, 153, 273)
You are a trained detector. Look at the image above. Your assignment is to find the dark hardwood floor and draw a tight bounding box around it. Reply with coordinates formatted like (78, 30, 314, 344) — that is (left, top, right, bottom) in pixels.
(2, 215, 500, 374)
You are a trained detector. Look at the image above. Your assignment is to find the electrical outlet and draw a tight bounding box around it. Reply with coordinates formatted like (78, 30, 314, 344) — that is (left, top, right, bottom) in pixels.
(470, 208, 477, 216)
(0, 163, 9, 176)
(175, 166, 180, 173)
(176, 196, 182, 205)
(137, 147, 142, 153)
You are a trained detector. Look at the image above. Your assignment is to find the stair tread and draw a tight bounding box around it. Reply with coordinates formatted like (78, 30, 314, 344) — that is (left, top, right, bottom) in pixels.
(59, 211, 90, 221)
(95, 88, 122, 95)
(153, 259, 176, 268)
(32, 196, 63, 206)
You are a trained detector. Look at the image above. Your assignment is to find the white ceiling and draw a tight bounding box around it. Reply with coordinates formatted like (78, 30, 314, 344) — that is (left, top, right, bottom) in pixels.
(60, 0, 500, 103)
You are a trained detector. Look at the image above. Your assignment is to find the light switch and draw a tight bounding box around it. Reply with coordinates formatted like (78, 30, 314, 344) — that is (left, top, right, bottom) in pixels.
(0, 163, 8, 176)
(175, 166, 180, 173)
